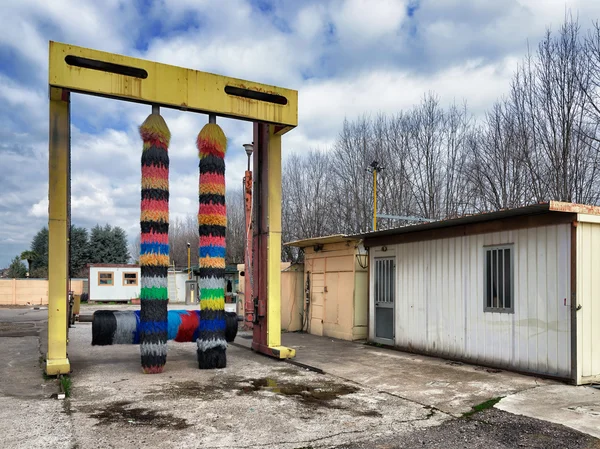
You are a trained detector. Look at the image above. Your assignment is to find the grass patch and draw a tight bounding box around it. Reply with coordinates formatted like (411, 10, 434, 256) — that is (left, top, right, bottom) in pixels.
(59, 375, 72, 398)
(462, 397, 503, 418)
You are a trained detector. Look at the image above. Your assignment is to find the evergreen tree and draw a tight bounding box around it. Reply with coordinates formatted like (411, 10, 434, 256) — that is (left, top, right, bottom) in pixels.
(7, 256, 27, 278)
(30, 227, 48, 273)
(69, 226, 90, 277)
(88, 224, 130, 264)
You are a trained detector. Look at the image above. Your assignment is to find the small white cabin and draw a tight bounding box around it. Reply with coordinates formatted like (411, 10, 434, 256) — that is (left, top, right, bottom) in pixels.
(88, 264, 141, 302)
(362, 202, 600, 385)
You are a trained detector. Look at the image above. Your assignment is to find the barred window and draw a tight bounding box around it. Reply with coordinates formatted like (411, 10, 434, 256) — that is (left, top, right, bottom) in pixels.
(484, 245, 513, 313)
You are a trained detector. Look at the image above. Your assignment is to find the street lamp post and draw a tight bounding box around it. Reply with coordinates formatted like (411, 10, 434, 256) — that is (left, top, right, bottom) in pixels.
(366, 161, 384, 231)
(187, 242, 191, 280)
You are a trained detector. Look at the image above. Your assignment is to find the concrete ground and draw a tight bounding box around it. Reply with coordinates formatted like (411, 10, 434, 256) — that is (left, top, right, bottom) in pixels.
(1, 306, 599, 448)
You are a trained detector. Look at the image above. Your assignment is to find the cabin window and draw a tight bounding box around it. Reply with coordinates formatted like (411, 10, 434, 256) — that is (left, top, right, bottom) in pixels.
(484, 245, 514, 313)
(98, 271, 114, 286)
(123, 272, 138, 286)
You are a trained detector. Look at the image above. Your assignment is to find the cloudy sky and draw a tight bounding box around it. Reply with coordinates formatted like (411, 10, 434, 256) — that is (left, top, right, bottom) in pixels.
(1, 0, 600, 268)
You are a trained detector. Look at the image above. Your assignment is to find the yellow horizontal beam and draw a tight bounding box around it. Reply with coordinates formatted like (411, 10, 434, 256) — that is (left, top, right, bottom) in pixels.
(48, 41, 298, 133)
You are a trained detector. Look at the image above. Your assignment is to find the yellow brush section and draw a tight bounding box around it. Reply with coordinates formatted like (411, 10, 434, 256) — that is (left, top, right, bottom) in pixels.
(139, 254, 170, 266)
(199, 214, 227, 227)
(140, 113, 171, 147)
(199, 256, 226, 269)
(200, 298, 225, 310)
(141, 209, 169, 223)
(199, 183, 226, 195)
(197, 123, 227, 158)
(141, 177, 169, 190)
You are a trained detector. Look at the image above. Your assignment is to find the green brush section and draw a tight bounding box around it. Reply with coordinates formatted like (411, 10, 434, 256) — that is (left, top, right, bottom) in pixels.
(140, 287, 169, 300)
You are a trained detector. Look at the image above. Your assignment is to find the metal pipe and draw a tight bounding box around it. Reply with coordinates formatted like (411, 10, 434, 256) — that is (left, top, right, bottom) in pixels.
(152, 105, 159, 114)
(209, 114, 216, 124)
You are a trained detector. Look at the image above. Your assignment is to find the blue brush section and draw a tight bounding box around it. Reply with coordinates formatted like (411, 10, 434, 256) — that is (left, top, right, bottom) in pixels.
(133, 311, 141, 344)
(199, 246, 226, 258)
(139, 320, 168, 333)
(167, 310, 184, 340)
(140, 242, 170, 255)
(199, 318, 226, 332)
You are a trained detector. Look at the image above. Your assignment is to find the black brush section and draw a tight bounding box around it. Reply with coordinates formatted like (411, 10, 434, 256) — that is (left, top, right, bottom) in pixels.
(225, 312, 238, 342)
(141, 189, 169, 201)
(141, 146, 170, 167)
(141, 221, 169, 234)
(197, 347, 226, 370)
(141, 354, 167, 369)
(139, 299, 168, 322)
(197, 268, 226, 278)
(92, 311, 117, 346)
(140, 266, 168, 278)
(199, 156, 225, 174)
(198, 225, 226, 237)
(198, 194, 225, 205)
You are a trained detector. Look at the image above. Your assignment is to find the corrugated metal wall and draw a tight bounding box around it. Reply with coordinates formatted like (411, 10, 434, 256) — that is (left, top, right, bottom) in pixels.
(577, 221, 600, 383)
(372, 224, 572, 378)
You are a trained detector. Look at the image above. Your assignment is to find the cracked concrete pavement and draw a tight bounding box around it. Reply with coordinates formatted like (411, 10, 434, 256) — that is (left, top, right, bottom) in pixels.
(1, 306, 599, 448)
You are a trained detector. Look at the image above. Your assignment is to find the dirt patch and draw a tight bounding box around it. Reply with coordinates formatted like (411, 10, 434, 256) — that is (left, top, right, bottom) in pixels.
(0, 322, 39, 337)
(89, 401, 189, 429)
(145, 380, 226, 401)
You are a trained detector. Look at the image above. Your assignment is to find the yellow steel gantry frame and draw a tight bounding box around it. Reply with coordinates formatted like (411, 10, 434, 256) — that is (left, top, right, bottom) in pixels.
(46, 41, 297, 374)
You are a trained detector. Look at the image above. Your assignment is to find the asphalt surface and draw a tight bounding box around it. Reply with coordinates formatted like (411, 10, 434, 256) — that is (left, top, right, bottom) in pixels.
(332, 408, 600, 449)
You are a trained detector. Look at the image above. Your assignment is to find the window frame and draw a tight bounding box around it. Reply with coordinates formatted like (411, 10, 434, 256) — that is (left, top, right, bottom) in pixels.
(483, 244, 514, 314)
(98, 271, 114, 287)
(122, 272, 139, 286)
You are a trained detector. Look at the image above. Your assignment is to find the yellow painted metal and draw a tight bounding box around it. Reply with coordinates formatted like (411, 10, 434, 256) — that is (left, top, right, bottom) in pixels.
(266, 127, 294, 358)
(373, 169, 377, 231)
(46, 87, 70, 375)
(49, 41, 298, 133)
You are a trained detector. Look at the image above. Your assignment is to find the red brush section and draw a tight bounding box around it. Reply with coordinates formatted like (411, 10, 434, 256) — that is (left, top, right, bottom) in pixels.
(200, 235, 226, 247)
(197, 140, 225, 158)
(143, 366, 165, 374)
(141, 231, 169, 244)
(199, 203, 226, 215)
(141, 199, 169, 212)
(200, 172, 225, 185)
(175, 311, 200, 342)
(142, 165, 169, 180)
(140, 134, 169, 150)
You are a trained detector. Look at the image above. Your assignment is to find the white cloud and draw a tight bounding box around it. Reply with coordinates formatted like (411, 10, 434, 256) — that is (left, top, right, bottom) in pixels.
(333, 0, 407, 44)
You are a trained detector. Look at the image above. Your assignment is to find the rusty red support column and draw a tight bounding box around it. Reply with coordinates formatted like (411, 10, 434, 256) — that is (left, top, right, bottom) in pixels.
(243, 169, 253, 329)
(251, 123, 269, 352)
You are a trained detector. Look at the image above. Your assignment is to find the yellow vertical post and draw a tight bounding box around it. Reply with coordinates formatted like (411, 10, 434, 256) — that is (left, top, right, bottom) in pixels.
(266, 127, 294, 357)
(187, 244, 191, 279)
(46, 87, 71, 375)
(373, 169, 377, 231)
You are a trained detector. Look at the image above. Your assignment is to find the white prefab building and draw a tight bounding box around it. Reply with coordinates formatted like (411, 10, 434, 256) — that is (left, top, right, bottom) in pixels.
(88, 264, 189, 303)
(362, 202, 600, 385)
(88, 264, 141, 302)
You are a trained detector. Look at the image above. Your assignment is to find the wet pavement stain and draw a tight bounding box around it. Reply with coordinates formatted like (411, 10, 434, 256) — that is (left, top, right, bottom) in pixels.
(89, 401, 189, 429)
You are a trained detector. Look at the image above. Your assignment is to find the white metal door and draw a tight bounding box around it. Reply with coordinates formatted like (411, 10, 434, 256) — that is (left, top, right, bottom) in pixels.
(374, 257, 395, 341)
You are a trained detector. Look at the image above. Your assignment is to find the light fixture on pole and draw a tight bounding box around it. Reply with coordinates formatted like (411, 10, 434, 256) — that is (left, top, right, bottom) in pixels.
(243, 143, 254, 171)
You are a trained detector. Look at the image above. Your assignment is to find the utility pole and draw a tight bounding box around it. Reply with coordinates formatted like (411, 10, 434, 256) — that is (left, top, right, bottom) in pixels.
(366, 161, 384, 231)
(187, 242, 191, 279)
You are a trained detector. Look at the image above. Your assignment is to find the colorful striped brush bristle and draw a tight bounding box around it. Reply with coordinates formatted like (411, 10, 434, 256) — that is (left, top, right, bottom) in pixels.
(139, 112, 171, 374)
(197, 122, 228, 369)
